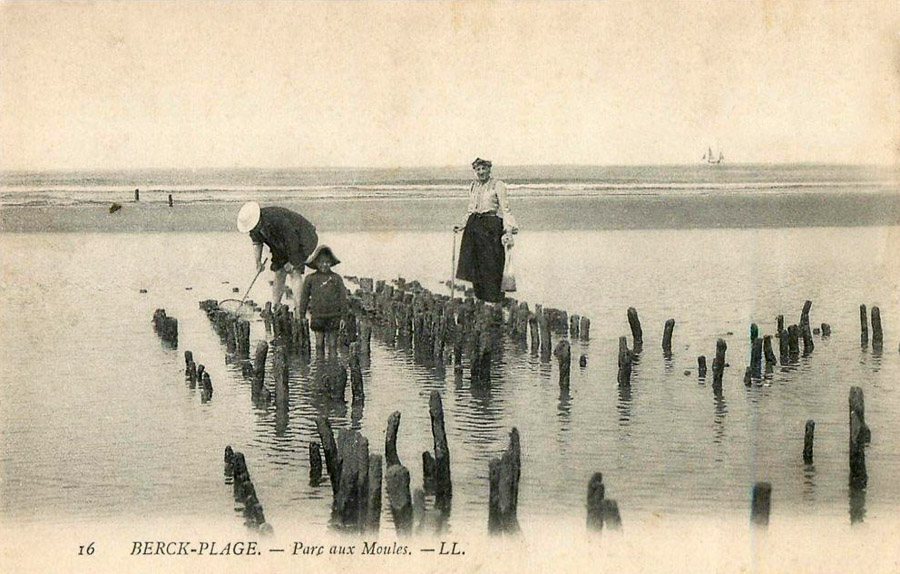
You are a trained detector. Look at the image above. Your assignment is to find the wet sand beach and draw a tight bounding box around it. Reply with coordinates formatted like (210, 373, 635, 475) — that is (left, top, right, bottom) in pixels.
(2, 190, 900, 233)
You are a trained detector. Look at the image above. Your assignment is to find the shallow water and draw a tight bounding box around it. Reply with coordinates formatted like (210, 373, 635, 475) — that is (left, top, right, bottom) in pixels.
(1, 225, 899, 532)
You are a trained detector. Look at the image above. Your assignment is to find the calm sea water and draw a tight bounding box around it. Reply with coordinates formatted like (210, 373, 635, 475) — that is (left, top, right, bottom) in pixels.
(1, 164, 897, 206)
(1, 224, 899, 532)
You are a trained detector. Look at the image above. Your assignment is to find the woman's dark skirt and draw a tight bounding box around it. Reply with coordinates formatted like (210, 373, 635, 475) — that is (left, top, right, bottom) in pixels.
(456, 213, 505, 303)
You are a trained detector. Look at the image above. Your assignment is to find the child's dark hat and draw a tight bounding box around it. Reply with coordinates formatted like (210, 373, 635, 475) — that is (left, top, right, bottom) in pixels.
(305, 244, 340, 269)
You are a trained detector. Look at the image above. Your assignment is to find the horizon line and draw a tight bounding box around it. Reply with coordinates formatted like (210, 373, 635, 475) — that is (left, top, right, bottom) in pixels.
(1, 161, 897, 174)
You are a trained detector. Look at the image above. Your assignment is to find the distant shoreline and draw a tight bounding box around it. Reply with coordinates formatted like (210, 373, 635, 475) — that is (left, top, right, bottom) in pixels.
(2, 191, 900, 234)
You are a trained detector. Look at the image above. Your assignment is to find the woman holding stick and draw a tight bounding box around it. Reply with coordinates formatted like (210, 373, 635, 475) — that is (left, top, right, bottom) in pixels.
(453, 158, 518, 303)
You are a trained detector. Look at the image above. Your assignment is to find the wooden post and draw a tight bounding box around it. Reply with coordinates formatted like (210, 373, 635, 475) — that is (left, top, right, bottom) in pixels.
(488, 428, 521, 535)
(201, 372, 213, 402)
(763, 335, 776, 368)
(871, 306, 883, 350)
(751, 482, 772, 527)
(849, 386, 871, 444)
(800, 300, 814, 354)
(849, 387, 869, 489)
(860, 304, 868, 347)
(538, 308, 552, 362)
(385, 411, 402, 467)
(751, 336, 763, 379)
(697, 355, 707, 378)
(134, 188, 140, 201)
(787, 325, 800, 360)
(429, 391, 452, 511)
(579, 317, 591, 341)
(776, 314, 784, 337)
(586, 472, 605, 531)
(273, 346, 288, 406)
(554, 340, 571, 391)
(315, 417, 340, 497)
(579, 354, 588, 368)
(385, 465, 413, 536)
(627, 307, 643, 353)
(750, 323, 759, 342)
(662, 319, 675, 356)
(309, 442, 323, 486)
(168, 194, 173, 207)
(422, 452, 435, 494)
(712, 339, 727, 394)
(253, 341, 268, 400)
(529, 313, 540, 355)
(803, 420, 815, 464)
(570, 314, 581, 338)
(821, 323, 831, 337)
(366, 455, 383, 533)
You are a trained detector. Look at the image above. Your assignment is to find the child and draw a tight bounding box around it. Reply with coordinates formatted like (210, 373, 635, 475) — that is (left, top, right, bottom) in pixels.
(297, 245, 347, 358)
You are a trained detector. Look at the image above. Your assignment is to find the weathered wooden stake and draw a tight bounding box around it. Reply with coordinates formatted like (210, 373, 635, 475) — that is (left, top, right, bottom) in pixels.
(554, 340, 571, 390)
(803, 420, 815, 464)
(800, 301, 815, 354)
(366, 454, 383, 533)
(309, 442, 323, 486)
(385, 465, 413, 536)
(662, 319, 675, 356)
(750, 336, 763, 379)
(385, 411, 402, 467)
(787, 325, 800, 360)
(751, 482, 772, 527)
(860, 304, 869, 347)
(529, 314, 540, 355)
(488, 428, 521, 535)
(763, 335, 776, 367)
(579, 317, 591, 341)
(627, 307, 643, 353)
(586, 472, 605, 531)
(697, 355, 707, 378)
(315, 417, 340, 497)
(849, 387, 869, 489)
(871, 306, 883, 350)
(712, 339, 727, 394)
(429, 391, 452, 511)
(538, 308, 552, 362)
(168, 194, 173, 207)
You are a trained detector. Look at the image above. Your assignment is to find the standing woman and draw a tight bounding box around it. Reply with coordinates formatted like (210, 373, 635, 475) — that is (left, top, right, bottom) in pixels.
(453, 158, 518, 303)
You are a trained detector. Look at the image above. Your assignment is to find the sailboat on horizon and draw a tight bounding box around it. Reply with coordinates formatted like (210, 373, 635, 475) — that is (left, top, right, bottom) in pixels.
(702, 145, 724, 164)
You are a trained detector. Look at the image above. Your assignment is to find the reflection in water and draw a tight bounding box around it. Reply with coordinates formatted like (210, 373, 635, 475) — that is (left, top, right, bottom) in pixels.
(713, 392, 727, 445)
(849, 486, 867, 525)
(459, 381, 504, 451)
(802, 464, 816, 503)
(617, 384, 632, 426)
(557, 390, 572, 443)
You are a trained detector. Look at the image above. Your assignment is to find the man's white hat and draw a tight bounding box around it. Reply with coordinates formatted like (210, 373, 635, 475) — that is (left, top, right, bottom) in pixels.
(237, 202, 261, 233)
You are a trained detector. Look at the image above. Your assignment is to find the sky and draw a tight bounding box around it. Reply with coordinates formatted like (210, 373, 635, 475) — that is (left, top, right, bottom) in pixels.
(1, 1, 898, 170)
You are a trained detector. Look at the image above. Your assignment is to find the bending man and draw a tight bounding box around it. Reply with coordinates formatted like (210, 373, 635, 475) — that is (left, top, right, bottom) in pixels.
(237, 201, 319, 314)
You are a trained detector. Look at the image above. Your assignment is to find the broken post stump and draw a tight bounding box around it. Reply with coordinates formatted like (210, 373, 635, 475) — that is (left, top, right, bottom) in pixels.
(697, 355, 707, 378)
(586, 472, 605, 531)
(366, 455, 383, 533)
(849, 387, 869, 489)
(751, 482, 772, 527)
(488, 428, 521, 535)
(315, 417, 340, 497)
(662, 319, 675, 356)
(385, 465, 413, 536)
(429, 391, 452, 511)
(800, 300, 814, 354)
(750, 336, 763, 379)
(803, 420, 815, 464)
(787, 325, 800, 361)
(349, 343, 364, 402)
(627, 307, 643, 353)
(309, 442, 323, 486)
(538, 308, 552, 362)
(763, 335, 777, 368)
(579, 316, 591, 341)
(712, 339, 727, 394)
(385, 411, 402, 467)
(860, 304, 869, 347)
(871, 306, 883, 350)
